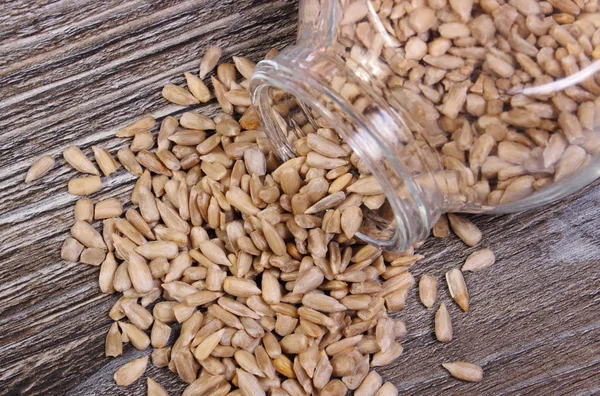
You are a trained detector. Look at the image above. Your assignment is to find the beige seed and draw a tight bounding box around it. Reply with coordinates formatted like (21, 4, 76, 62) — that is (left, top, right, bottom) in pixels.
(232, 56, 256, 80)
(99, 252, 117, 294)
(116, 115, 155, 137)
(225, 187, 260, 215)
(199, 46, 222, 79)
(354, 370, 383, 396)
(80, 247, 106, 266)
(63, 146, 99, 175)
(68, 176, 102, 195)
(105, 322, 122, 357)
(418, 275, 437, 309)
(61, 236, 84, 262)
(113, 356, 147, 386)
(92, 146, 120, 176)
(211, 76, 233, 115)
(147, 378, 169, 396)
(71, 221, 106, 249)
(195, 328, 225, 360)
(127, 254, 155, 294)
(117, 147, 143, 176)
(25, 155, 55, 183)
(435, 303, 453, 343)
(94, 198, 123, 219)
(446, 268, 469, 312)
(442, 361, 483, 382)
(371, 341, 403, 367)
(374, 382, 398, 396)
(74, 198, 94, 222)
(162, 84, 199, 106)
(341, 206, 363, 239)
(301, 293, 346, 313)
(236, 368, 266, 396)
(555, 145, 587, 181)
(447, 214, 481, 247)
(261, 219, 287, 256)
(184, 72, 211, 103)
(223, 277, 261, 297)
(432, 214, 450, 238)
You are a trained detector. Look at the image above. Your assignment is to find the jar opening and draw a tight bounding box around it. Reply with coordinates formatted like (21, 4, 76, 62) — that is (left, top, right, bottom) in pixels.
(250, 56, 431, 251)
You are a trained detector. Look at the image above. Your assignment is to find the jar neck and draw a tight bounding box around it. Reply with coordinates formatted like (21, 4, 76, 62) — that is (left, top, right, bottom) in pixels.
(250, 46, 445, 252)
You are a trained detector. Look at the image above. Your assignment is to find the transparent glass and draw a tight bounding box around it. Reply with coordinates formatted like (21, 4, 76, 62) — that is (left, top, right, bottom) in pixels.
(250, 0, 600, 251)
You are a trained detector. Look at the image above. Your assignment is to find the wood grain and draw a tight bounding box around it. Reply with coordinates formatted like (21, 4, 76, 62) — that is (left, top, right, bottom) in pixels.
(0, 1, 599, 395)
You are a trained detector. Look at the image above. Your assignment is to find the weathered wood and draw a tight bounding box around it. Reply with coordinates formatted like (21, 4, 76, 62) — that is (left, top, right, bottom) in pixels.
(0, 0, 599, 395)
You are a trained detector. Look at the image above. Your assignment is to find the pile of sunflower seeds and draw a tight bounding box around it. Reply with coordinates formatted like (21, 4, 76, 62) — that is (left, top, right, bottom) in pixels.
(26, 45, 494, 394)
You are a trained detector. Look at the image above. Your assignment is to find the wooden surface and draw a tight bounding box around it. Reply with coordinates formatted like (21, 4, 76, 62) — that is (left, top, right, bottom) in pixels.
(0, 1, 599, 395)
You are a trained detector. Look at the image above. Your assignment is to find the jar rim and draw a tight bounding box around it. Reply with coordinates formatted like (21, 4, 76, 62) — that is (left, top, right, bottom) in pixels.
(250, 48, 438, 251)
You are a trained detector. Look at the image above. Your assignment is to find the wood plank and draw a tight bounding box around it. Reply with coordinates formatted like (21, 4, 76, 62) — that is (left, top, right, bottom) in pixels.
(1, 0, 599, 394)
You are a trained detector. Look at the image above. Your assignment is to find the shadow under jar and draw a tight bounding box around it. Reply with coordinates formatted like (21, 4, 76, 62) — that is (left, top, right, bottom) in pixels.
(250, 0, 600, 252)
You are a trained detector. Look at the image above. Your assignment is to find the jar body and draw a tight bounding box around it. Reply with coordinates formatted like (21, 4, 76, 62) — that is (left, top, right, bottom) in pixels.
(251, 0, 600, 251)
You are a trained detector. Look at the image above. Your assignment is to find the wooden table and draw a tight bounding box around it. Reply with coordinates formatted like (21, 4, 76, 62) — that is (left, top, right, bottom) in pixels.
(1, 1, 599, 394)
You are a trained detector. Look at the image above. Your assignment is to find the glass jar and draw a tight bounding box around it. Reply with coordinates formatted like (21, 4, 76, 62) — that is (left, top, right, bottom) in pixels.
(250, 0, 600, 252)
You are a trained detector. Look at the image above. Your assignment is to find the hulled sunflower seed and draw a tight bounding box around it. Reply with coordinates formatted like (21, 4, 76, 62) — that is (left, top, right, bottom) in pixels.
(418, 275, 437, 309)
(442, 361, 483, 382)
(435, 303, 453, 343)
(25, 155, 55, 183)
(448, 214, 482, 247)
(147, 378, 169, 396)
(68, 176, 102, 195)
(105, 322, 123, 357)
(462, 248, 496, 272)
(63, 146, 99, 175)
(113, 356, 147, 386)
(92, 146, 120, 176)
(199, 46, 222, 79)
(162, 84, 199, 106)
(446, 268, 469, 312)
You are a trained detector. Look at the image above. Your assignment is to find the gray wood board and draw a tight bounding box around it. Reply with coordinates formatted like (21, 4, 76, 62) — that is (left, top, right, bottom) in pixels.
(1, 0, 599, 395)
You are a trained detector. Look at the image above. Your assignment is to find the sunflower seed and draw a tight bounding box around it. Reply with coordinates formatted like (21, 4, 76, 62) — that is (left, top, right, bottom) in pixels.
(418, 275, 437, 309)
(68, 176, 102, 195)
(199, 46, 223, 79)
(442, 361, 483, 382)
(162, 84, 199, 106)
(147, 378, 169, 396)
(435, 303, 453, 343)
(105, 322, 122, 357)
(92, 146, 120, 176)
(63, 146, 98, 175)
(448, 214, 482, 247)
(25, 155, 55, 183)
(462, 248, 496, 272)
(113, 356, 147, 386)
(446, 268, 469, 312)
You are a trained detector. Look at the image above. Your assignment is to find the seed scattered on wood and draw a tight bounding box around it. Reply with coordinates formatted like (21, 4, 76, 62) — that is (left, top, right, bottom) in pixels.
(92, 146, 120, 176)
(25, 155, 55, 183)
(162, 84, 199, 106)
(147, 378, 169, 396)
(419, 275, 437, 308)
(68, 176, 102, 196)
(199, 46, 222, 79)
(105, 322, 122, 357)
(442, 361, 483, 382)
(63, 146, 99, 175)
(113, 356, 148, 386)
(462, 248, 496, 272)
(435, 303, 453, 343)
(448, 214, 482, 247)
(446, 269, 470, 312)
